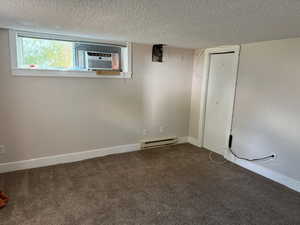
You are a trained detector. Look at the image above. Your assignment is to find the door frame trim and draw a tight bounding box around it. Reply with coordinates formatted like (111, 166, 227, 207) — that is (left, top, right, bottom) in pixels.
(197, 45, 240, 154)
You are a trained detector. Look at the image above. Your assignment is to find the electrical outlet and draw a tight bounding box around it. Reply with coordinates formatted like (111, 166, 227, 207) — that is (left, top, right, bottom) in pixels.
(0, 145, 5, 154)
(159, 126, 164, 133)
(143, 129, 148, 136)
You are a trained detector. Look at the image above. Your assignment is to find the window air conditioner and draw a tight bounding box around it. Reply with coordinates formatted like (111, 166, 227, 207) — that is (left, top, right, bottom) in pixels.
(85, 51, 119, 71)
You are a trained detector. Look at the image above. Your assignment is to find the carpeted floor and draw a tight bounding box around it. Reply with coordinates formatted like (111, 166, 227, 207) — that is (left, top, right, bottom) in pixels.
(0, 143, 299, 225)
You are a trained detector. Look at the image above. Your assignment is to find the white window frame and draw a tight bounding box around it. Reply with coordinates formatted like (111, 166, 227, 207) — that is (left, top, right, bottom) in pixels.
(9, 30, 132, 79)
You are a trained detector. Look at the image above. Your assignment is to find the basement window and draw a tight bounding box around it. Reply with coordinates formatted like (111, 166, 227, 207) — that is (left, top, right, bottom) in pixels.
(9, 30, 132, 78)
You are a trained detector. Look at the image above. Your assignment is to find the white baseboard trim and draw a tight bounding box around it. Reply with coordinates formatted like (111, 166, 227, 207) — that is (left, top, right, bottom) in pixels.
(185, 136, 300, 192)
(177, 136, 189, 144)
(187, 136, 202, 147)
(0, 143, 140, 174)
(0, 136, 189, 174)
(224, 152, 300, 193)
(4, 135, 298, 193)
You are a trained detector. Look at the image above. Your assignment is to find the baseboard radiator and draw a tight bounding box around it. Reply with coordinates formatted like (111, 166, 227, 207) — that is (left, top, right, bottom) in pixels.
(141, 137, 178, 149)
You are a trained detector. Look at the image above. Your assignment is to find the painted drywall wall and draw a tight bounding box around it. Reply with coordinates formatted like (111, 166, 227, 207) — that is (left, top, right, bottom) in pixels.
(232, 38, 300, 181)
(190, 37, 300, 182)
(189, 49, 205, 140)
(0, 29, 193, 163)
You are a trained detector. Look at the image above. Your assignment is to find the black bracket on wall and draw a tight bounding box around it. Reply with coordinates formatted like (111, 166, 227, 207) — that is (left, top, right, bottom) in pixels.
(152, 44, 164, 62)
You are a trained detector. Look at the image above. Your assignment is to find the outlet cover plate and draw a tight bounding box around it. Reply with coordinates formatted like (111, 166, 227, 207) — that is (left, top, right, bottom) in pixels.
(0, 145, 5, 154)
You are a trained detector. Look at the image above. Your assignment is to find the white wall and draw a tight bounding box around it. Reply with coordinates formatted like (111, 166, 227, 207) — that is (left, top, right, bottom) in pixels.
(190, 37, 300, 183)
(0, 29, 194, 163)
(233, 38, 300, 181)
(189, 49, 205, 140)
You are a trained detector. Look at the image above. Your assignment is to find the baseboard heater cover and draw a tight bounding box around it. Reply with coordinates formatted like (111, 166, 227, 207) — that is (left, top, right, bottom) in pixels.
(141, 137, 178, 149)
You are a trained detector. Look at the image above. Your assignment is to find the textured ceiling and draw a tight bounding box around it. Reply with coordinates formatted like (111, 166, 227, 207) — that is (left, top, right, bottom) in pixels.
(1, 0, 300, 48)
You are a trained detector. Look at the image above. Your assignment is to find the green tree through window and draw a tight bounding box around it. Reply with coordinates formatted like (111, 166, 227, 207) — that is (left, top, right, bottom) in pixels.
(21, 37, 74, 69)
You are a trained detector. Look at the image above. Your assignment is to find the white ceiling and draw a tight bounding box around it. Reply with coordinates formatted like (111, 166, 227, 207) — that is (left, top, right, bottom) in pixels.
(1, 0, 300, 49)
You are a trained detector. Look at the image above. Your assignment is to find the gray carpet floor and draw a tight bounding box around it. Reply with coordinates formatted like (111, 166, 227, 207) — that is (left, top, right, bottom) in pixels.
(0, 143, 299, 225)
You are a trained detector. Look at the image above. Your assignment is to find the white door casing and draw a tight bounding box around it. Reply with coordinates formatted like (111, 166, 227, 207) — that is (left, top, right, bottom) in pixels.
(198, 46, 240, 155)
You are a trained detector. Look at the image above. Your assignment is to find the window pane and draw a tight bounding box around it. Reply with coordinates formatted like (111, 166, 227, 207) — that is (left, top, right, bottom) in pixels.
(19, 37, 74, 70)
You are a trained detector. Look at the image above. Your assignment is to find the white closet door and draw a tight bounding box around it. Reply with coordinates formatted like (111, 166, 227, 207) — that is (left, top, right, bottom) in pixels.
(203, 53, 237, 155)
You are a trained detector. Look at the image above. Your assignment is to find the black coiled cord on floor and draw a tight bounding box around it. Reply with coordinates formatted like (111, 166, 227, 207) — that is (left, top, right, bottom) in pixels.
(228, 134, 275, 162)
(228, 147, 275, 162)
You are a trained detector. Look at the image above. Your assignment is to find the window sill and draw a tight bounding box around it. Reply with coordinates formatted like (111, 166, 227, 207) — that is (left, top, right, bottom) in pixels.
(11, 68, 132, 79)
